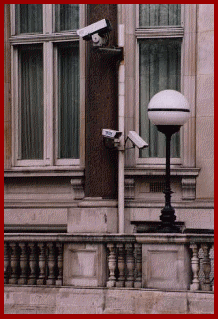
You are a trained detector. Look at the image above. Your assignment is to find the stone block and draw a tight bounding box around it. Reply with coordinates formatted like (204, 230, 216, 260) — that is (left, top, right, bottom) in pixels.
(4, 291, 30, 305)
(56, 306, 99, 314)
(4, 306, 37, 314)
(187, 292, 214, 314)
(4, 208, 67, 225)
(105, 289, 135, 313)
(196, 116, 214, 160)
(197, 31, 214, 75)
(151, 292, 188, 314)
(63, 243, 106, 287)
(142, 243, 191, 290)
(198, 4, 214, 32)
(36, 307, 56, 314)
(196, 74, 214, 117)
(56, 289, 105, 313)
(129, 205, 214, 230)
(134, 291, 188, 314)
(196, 159, 214, 200)
(29, 292, 56, 306)
(177, 208, 214, 230)
(67, 206, 117, 233)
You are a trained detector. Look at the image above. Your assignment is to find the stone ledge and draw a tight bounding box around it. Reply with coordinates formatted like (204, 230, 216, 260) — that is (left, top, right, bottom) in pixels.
(4, 168, 84, 178)
(125, 167, 200, 177)
(4, 233, 136, 243)
(4, 286, 214, 314)
(127, 199, 214, 208)
(4, 232, 214, 243)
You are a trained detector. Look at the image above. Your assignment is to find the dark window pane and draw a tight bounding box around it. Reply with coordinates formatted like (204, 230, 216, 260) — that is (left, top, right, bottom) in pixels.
(19, 45, 43, 159)
(15, 4, 43, 34)
(139, 4, 181, 27)
(57, 42, 80, 159)
(55, 4, 79, 32)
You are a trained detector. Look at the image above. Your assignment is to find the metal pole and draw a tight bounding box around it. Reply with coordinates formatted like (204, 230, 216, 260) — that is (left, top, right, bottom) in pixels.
(159, 131, 180, 233)
(165, 131, 173, 210)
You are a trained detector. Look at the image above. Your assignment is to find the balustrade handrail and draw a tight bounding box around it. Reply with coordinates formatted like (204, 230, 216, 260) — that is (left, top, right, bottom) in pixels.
(4, 233, 137, 243)
(4, 232, 214, 242)
(135, 233, 214, 244)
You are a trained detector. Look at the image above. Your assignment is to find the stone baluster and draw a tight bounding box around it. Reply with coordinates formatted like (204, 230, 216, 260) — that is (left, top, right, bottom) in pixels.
(46, 242, 56, 285)
(190, 243, 200, 291)
(201, 243, 212, 291)
(56, 242, 63, 285)
(107, 243, 117, 288)
(4, 242, 10, 284)
(28, 243, 38, 285)
(18, 242, 28, 285)
(125, 243, 135, 288)
(9, 242, 19, 285)
(211, 244, 214, 292)
(37, 242, 46, 285)
(134, 243, 142, 288)
(116, 243, 125, 287)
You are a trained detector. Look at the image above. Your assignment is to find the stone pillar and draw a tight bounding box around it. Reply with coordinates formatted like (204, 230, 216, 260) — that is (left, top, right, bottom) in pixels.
(85, 4, 118, 199)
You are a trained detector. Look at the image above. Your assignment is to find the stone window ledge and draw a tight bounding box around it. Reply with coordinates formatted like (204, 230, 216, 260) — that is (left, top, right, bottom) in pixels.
(4, 167, 85, 178)
(125, 166, 200, 177)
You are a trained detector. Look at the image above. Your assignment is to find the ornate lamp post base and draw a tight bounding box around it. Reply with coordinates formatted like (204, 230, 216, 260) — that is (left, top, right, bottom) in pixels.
(159, 205, 181, 233)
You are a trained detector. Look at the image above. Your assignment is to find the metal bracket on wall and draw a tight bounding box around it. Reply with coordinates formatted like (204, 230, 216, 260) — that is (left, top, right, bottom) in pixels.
(95, 47, 123, 60)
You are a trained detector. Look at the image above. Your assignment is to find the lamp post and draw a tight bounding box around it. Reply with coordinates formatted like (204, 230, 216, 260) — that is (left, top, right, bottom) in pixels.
(147, 90, 190, 233)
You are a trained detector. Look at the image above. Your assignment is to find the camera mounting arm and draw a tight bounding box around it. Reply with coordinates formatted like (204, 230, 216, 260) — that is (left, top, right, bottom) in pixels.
(77, 19, 123, 60)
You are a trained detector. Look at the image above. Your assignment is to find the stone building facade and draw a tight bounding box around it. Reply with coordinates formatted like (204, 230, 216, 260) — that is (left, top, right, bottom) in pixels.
(4, 4, 214, 314)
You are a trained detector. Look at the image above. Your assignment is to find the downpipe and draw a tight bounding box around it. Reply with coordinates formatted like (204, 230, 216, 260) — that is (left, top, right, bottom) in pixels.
(118, 24, 125, 234)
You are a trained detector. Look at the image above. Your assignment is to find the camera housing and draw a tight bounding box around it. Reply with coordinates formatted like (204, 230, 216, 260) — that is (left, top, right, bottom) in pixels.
(77, 19, 112, 41)
(102, 129, 122, 149)
(127, 131, 148, 149)
(102, 129, 122, 139)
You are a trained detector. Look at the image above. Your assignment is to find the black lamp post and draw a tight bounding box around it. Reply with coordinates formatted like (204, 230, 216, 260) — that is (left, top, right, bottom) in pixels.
(147, 90, 190, 233)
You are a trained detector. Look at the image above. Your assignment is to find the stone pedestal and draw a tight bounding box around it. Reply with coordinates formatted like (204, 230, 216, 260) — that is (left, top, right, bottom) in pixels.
(137, 234, 192, 290)
(63, 243, 106, 287)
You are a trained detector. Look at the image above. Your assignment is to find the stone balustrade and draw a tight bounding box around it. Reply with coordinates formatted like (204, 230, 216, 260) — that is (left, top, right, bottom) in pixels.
(106, 242, 142, 288)
(4, 233, 213, 292)
(189, 239, 214, 292)
(4, 240, 63, 286)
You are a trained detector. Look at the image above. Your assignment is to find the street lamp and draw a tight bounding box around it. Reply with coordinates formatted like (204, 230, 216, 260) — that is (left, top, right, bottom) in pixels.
(148, 90, 190, 233)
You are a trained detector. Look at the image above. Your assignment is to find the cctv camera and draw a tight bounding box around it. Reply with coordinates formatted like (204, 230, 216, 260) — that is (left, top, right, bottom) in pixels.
(77, 19, 112, 41)
(102, 129, 122, 139)
(127, 131, 148, 149)
(102, 129, 122, 149)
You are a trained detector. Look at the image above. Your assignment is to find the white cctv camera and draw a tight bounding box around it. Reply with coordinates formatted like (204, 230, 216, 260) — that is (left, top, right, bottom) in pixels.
(102, 129, 122, 139)
(102, 129, 122, 149)
(127, 131, 148, 149)
(77, 19, 112, 42)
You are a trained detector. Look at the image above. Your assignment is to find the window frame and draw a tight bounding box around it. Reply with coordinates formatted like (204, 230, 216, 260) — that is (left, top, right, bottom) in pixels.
(135, 4, 185, 166)
(10, 4, 85, 169)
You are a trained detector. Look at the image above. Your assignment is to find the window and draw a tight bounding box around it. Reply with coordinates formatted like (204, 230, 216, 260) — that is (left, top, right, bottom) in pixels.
(11, 4, 83, 167)
(136, 4, 184, 164)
